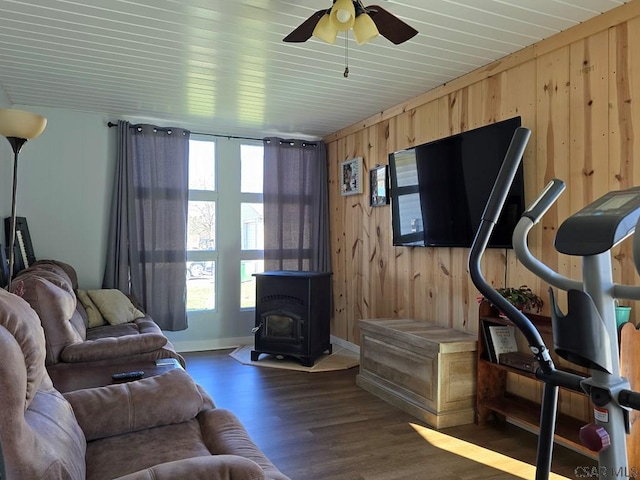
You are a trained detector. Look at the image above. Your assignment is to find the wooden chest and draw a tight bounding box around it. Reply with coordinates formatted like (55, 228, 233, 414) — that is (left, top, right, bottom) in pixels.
(356, 318, 477, 429)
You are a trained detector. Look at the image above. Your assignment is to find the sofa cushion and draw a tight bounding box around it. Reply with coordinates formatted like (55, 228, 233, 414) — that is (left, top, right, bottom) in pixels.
(77, 289, 107, 328)
(13, 269, 84, 365)
(65, 368, 205, 441)
(85, 420, 212, 480)
(86, 317, 162, 340)
(59, 331, 168, 363)
(114, 455, 266, 480)
(87, 289, 146, 325)
(0, 289, 48, 407)
(26, 259, 79, 290)
(17, 261, 88, 341)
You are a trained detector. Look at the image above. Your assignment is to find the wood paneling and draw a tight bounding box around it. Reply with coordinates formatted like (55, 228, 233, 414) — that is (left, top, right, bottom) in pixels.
(610, 17, 640, 289)
(326, 5, 640, 346)
(537, 45, 572, 294)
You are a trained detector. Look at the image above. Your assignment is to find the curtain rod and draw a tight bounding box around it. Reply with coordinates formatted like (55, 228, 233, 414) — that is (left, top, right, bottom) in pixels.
(107, 121, 263, 142)
(107, 122, 317, 145)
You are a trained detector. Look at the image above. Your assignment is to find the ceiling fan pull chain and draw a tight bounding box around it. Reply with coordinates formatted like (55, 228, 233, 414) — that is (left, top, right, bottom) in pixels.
(344, 33, 349, 78)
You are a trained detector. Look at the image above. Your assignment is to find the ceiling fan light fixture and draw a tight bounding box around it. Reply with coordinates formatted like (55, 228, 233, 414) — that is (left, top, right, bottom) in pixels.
(353, 12, 378, 45)
(312, 13, 338, 44)
(282, 1, 418, 46)
(330, 0, 356, 31)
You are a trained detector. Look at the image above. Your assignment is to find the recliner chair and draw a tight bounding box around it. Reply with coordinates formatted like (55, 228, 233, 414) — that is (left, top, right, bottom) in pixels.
(0, 288, 290, 480)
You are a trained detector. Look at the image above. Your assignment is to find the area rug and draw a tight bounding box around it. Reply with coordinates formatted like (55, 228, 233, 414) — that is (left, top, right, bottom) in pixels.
(229, 345, 359, 372)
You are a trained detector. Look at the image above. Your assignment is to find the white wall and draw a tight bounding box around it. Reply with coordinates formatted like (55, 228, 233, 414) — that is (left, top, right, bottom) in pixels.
(10, 106, 115, 289)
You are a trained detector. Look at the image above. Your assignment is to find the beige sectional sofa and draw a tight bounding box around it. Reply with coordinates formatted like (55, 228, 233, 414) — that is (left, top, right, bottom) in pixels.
(0, 260, 291, 480)
(10, 259, 185, 372)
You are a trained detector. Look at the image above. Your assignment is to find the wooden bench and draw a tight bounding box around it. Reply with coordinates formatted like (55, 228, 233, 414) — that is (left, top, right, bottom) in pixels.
(356, 318, 477, 429)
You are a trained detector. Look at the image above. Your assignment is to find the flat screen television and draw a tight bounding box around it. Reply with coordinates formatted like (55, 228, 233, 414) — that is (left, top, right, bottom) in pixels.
(388, 116, 525, 248)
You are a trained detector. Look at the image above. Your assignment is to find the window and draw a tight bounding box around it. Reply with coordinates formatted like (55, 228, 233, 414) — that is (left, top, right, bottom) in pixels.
(186, 140, 216, 311)
(241, 145, 263, 193)
(186, 139, 265, 312)
(240, 144, 264, 308)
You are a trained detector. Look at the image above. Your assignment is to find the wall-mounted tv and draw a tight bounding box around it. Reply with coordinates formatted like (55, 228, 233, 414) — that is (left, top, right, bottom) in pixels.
(388, 116, 525, 248)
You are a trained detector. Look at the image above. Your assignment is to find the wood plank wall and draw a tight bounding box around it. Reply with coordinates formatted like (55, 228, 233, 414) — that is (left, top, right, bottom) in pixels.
(325, 1, 640, 346)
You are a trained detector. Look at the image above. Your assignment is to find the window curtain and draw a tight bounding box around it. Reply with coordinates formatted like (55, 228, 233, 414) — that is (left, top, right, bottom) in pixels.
(262, 138, 330, 272)
(103, 121, 190, 331)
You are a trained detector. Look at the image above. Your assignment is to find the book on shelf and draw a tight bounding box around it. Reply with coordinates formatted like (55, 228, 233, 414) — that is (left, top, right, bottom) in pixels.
(488, 325, 518, 362)
(481, 321, 498, 363)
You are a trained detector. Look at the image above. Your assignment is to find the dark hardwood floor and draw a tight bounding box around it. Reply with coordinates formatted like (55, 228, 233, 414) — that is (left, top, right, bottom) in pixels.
(184, 349, 595, 480)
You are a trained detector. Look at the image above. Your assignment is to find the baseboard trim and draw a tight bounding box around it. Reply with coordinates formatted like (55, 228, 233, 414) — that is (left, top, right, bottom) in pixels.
(173, 335, 359, 355)
(173, 336, 253, 353)
(330, 335, 360, 355)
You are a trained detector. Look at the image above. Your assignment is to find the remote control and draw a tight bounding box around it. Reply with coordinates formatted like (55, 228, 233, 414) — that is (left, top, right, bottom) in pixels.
(111, 371, 145, 380)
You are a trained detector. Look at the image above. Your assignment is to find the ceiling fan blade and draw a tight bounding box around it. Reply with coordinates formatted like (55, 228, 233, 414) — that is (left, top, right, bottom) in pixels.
(367, 5, 418, 45)
(283, 9, 328, 42)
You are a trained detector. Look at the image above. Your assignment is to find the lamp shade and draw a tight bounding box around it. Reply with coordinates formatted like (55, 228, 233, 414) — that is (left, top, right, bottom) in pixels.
(313, 13, 338, 44)
(353, 12, 379, 45)
(330, 0, 356, 31)
(0, 109, 47, 140)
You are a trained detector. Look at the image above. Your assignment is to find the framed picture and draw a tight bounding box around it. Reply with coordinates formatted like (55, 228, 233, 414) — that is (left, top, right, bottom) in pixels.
(370, 164, 389, 207)
(340, 157, 363, 196)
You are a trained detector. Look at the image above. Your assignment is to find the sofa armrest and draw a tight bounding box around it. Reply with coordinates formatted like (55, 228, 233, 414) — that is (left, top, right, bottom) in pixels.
(64, 368, 204, 440)
(113, 455, 265, 480)
(132, 316, 163, 334)
(59, 333, 168, 362)
(199, 409, 291, 480)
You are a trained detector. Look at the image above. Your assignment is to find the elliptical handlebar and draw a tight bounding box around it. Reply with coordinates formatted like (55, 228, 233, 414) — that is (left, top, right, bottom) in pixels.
(514, 181, 640, 300)
(523, 179, 567, 225)
(511, 179, 584, 294)
(478, 128, 531, 225)
(469, 127, 555, 373)
(469, 126, 578, 479)
(633, 215, 640, 279)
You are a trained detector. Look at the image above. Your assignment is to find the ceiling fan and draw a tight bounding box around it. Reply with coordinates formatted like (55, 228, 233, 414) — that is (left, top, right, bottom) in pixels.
(283, 0, 418, 46)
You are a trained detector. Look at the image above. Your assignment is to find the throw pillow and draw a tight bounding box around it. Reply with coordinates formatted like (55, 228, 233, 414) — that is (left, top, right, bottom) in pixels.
(76, 289, 107, 328)
(86, 289, 146, 326)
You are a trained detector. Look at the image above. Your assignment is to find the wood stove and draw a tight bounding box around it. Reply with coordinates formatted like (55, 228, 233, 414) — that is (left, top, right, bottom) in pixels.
(251, 271, 331, 367)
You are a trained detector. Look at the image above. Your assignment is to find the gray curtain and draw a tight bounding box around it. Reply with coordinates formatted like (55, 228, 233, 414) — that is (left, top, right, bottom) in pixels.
(263, 138, 330, 272)
(103, 121, 190, 331)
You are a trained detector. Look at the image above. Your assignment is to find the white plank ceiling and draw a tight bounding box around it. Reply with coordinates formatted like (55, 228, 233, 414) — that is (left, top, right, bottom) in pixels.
(0, 0, 626, 139)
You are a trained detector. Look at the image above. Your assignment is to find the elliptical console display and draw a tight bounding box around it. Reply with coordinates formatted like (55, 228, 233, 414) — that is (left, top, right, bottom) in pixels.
(556, 187, 640, 256)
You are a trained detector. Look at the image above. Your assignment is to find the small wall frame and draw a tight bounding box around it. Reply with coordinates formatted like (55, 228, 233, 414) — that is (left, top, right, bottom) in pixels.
(370, 164, 389, 207)
(340, 157, 363, 196)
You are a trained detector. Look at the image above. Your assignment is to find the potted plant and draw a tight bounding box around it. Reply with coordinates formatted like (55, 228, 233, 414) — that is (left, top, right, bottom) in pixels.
(478, 285, 544, 315)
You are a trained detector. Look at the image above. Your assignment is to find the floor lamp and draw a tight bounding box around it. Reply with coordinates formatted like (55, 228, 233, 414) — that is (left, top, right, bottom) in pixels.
(0, 109, 47, 291)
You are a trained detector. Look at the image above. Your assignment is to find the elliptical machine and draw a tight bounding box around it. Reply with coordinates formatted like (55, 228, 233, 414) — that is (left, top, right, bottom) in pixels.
(469, 126, 640, 479)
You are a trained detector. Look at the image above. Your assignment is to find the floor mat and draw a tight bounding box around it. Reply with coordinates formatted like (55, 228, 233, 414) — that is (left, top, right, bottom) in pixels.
(229, 344, 359, 372)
